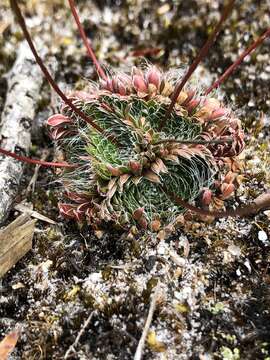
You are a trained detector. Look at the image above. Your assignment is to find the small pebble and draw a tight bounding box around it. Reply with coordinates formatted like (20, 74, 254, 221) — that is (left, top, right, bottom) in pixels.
(258, 230, 268, 244)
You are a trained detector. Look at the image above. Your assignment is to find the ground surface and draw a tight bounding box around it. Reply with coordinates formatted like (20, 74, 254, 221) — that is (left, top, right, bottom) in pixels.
(0, 1, 270, 359)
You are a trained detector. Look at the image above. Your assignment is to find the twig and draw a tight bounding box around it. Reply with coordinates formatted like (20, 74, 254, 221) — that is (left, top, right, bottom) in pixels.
(134, 282, 161, 360)
(26, 150, 49, 194)
(64, 311, 95, 359)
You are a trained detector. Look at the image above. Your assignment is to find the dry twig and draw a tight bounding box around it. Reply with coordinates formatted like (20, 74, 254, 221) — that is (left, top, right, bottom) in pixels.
(64, 311, 95, 359)
(134, 282, 161, 360)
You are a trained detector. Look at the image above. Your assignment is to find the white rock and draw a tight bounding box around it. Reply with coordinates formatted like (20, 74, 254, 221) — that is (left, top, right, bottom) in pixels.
(258, 230, 268, 243)
(228, 244, 241, 257)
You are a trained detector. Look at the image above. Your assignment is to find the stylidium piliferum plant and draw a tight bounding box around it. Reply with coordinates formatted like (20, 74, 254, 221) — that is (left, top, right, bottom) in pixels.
(48, 66, 244, 231)
(1, 0, 270, 232)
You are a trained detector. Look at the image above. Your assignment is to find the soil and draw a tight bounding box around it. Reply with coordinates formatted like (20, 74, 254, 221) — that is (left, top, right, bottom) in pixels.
(0, 1, 270, 359)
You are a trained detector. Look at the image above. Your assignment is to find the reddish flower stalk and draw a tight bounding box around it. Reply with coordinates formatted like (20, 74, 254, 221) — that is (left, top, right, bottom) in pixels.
(9, 0, 114, 142)
(68, 0, 107, 81)
(0, 147, 77, 168)
(159, 0, 235, 131)
(164, 187, 270, 219)
(205, 27, 270, 95)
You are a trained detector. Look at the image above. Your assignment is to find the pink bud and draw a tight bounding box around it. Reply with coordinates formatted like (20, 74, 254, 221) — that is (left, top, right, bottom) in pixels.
(102, 79, 114, 92)
(129, 161, 142, 175)
(221, 183, 235, 199)
(186, 98, 200, 113)
(203, 98, 220, 110)
(133, 75, 148, 93)
(133, 207, 144, 220)
(202, 189, 212, 205)
(224, 171, 236, 184)
(112, 76, 126, 95)
(47, 114, 71, 127)
(208, 108, 227, 120)
(138, 216, 148, 229)
(147, 67, 161, 88)
(151, 219, 161, 232)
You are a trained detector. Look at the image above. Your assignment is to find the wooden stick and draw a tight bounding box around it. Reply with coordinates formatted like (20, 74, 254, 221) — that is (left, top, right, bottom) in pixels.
(0, 214, 36, 278)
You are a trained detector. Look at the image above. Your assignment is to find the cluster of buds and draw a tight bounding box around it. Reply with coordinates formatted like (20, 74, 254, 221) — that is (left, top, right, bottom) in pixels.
(100, 67, 162, 97)
(47, 65, 245, 231)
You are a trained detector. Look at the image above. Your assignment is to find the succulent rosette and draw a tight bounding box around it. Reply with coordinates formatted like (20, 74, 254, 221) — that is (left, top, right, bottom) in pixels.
(47, 66, 245, 230)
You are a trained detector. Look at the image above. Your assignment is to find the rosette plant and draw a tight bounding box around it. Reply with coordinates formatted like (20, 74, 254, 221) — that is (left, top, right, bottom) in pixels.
(47, 65, 244, 230)
(1, 0, 269, 231)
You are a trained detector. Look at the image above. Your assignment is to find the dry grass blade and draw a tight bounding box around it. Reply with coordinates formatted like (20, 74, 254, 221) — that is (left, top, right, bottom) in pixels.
(14, 203, 57, 225)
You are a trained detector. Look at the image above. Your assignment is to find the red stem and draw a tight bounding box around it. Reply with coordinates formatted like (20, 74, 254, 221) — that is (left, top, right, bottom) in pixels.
(0, 147, 77, 168)
(68, 0, 107, 81)
(159, 0, 235, 131)
(164, 187, 270, 218)
(10, 0, 104, 136)
(205, 27, 270, 95)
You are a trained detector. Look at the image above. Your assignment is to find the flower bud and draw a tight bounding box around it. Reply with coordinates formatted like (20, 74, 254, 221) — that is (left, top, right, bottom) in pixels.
(224, 171, 236, 184)
(102, 79, 114, 92)
(147, 67, 161, 88)
(221, 183, 235, 199)
(202, 189, 212, 206)
(203, 97, 220, 110)
(133, 207, 144, 220)
(186, 98, 200, 113)
(138, 216, 148, 229)
(129, 160, 142, 175)
(112, 76, 126, 95)
(150, 219, 161, 232)
(50, 128, 71, 140)
(161, 81, 174, 97)
(133, 75, 148, 93)
(182, 90, 195, 106)
(208, 108, 227, 120)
